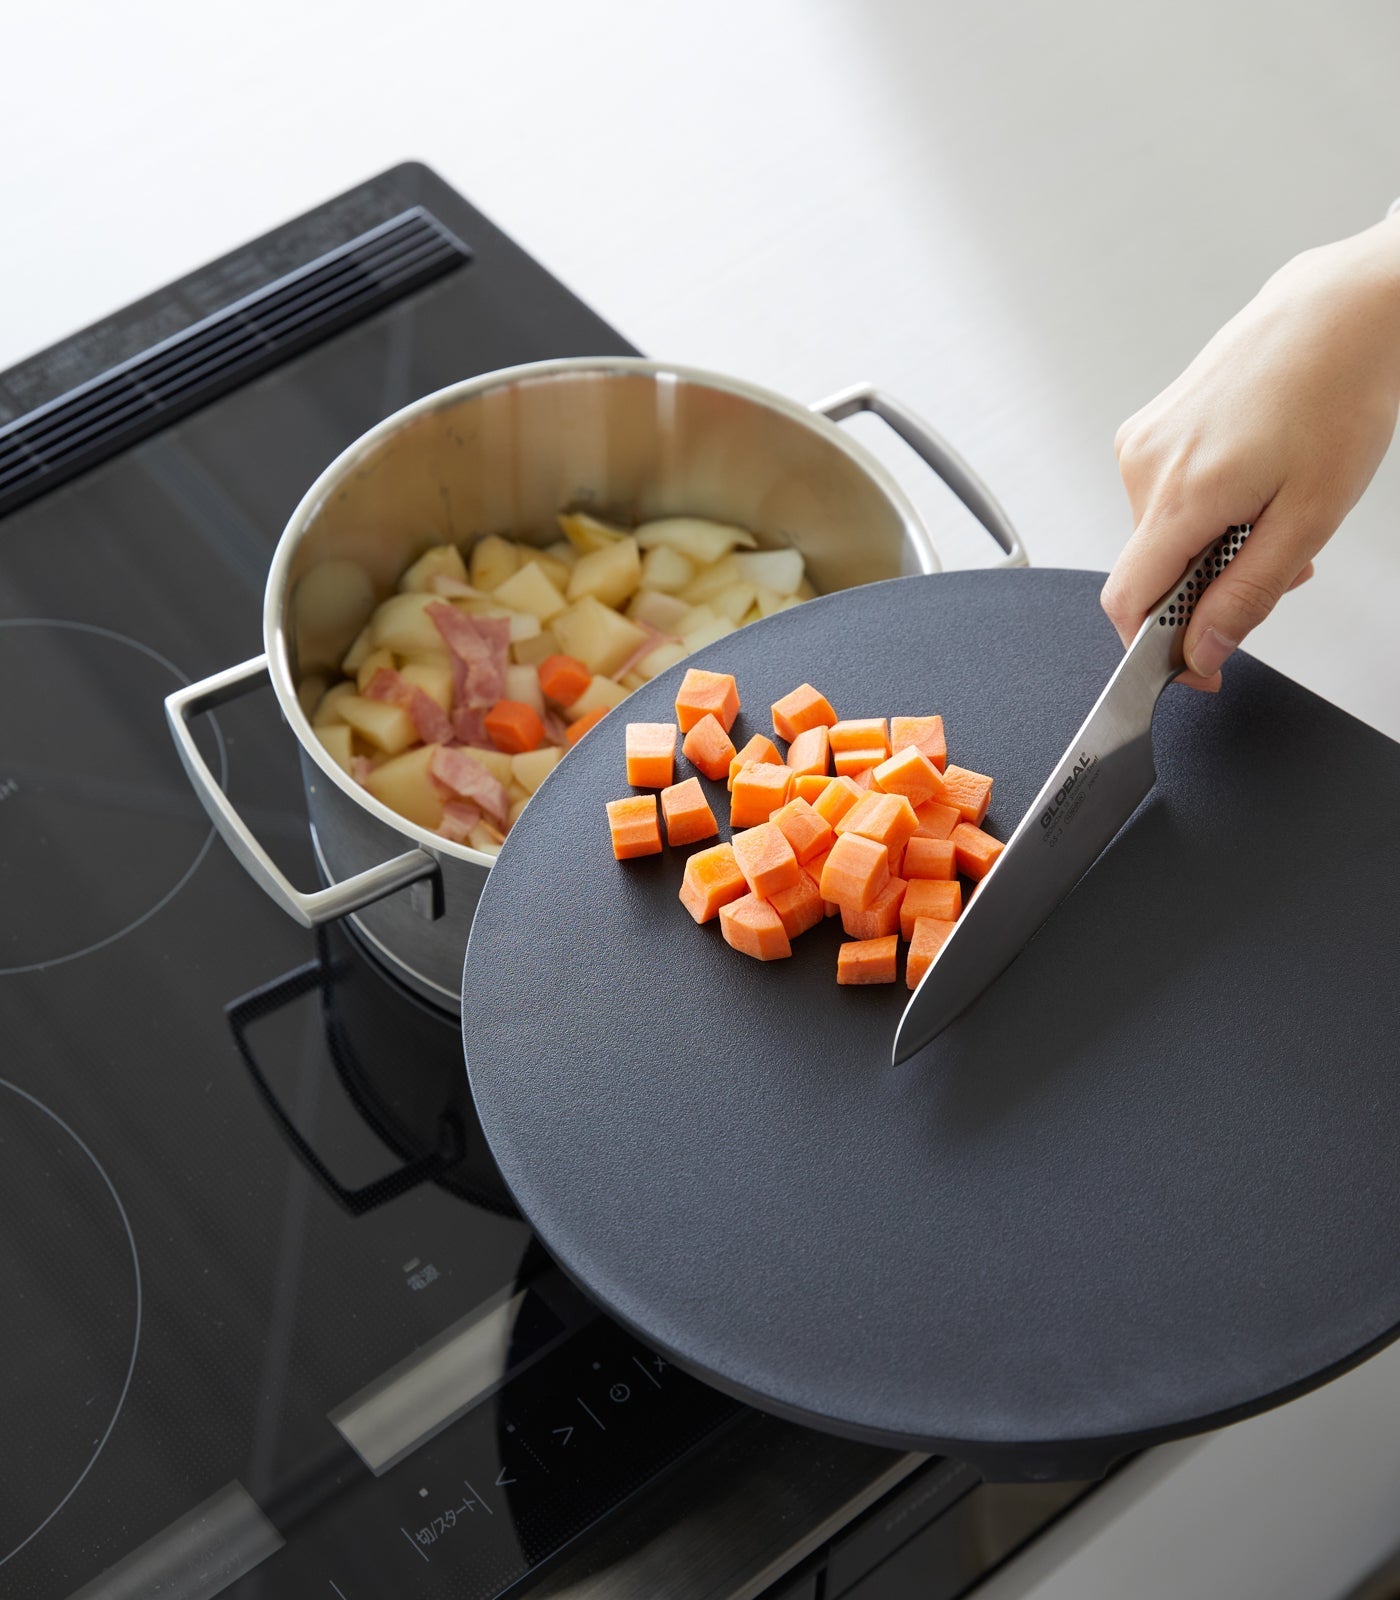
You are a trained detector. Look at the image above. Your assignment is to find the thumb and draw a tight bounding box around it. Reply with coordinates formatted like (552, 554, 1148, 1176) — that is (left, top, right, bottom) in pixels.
(1182, 498, 1327, 678)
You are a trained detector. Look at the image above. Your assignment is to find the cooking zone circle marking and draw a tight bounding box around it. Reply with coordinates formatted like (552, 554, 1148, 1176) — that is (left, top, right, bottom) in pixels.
(0, 619, 227, 975)
(0, 1078, 142, 1568)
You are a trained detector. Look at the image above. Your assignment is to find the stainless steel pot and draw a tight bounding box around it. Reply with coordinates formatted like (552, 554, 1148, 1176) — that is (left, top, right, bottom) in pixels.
(167, 357, 1024, 1010)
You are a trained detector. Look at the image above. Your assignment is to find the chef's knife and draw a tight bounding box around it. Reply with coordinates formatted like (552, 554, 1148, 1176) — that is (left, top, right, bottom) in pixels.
(892, 526, 1251, 1065)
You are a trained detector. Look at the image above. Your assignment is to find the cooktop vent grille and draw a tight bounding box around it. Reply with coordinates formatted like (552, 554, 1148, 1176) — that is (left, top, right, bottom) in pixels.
(0, 207, 471, 517)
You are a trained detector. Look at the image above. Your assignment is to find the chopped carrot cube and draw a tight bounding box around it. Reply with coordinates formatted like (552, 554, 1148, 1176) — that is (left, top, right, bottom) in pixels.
(828, 718, 889, 755)
(906, 917, 956, 988)
(912, 799, 961, 840)
(803, 847, 840, 917)
(731, 822, 802, 900)
(951, 822, 1004, 880)
(678, 842, 747, 923)
(719, 892, 792, 960)
(538, 653, 592, 706)
(769, 797, 835, 864)
(835, 792, 920, 861)
(625, 721, 677, 788)
(793, 774, 834, 805)
(819, 832, 890, 911)
(486, 698, 545, 754)
(900, 878, 962, 940)
(606, 794, 662, 859)
(888, 843, 906, 878)
(661, 777, 719, 847)
(768, 872, 824, 939)
(872, 744, 947, 808)
(728, 734, 782, 789)
(942, 764, 993, 825)
(785, 725, 830, 779)
(675, 667, 740, 734)
(833, 747, 888, 777)
(812, 775, 863, 827)
(730, 762, 794, 828)
(841, 875, 907, 940)
(771, 683, 838, 742)
(903, 837, 958, 879)
(681, 713, 736, 781)
(890, 715, 947, 773)
(565, 707, 608, 747)
(837, 936, 898, 985)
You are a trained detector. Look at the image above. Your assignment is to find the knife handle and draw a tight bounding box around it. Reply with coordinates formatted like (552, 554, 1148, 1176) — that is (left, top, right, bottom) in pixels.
(1134, 524, 1252, 683)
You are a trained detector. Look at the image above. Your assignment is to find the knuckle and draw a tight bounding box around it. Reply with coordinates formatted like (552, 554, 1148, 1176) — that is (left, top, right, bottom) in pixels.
(1215, 569, 1283, 631)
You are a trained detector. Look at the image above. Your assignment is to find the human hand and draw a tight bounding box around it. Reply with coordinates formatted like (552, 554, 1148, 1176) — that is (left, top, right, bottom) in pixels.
(1102, 216, 1400, 688)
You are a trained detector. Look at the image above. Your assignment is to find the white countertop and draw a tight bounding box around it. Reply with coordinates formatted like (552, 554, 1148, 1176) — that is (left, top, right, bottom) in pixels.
(6, 3, 1399, 1596)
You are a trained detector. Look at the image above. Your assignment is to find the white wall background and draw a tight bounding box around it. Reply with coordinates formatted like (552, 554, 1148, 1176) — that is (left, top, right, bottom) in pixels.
(4, 5, 1400, 1596)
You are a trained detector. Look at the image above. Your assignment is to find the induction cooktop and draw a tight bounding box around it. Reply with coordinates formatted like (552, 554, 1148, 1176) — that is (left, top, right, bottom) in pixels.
(0, 163, 1092, 1600)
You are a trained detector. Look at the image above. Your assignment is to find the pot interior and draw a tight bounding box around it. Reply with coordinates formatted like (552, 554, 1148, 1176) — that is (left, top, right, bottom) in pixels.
(277, 363, 931, 681)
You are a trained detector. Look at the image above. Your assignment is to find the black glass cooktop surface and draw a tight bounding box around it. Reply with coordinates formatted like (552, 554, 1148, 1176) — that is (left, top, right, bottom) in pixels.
(0, 166, 748, 1600)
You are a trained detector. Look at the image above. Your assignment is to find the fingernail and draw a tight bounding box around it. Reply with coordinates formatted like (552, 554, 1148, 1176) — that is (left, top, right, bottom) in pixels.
(1189, 627, 1238, 678)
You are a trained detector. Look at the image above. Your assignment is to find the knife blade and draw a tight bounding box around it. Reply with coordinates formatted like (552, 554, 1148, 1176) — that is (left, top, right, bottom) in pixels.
(892, 526, 1251, 1065)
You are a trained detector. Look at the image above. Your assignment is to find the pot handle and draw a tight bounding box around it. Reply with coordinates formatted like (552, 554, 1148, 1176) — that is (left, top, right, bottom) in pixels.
(165, 654, 439, 930)
(812, 383, 1028, 568)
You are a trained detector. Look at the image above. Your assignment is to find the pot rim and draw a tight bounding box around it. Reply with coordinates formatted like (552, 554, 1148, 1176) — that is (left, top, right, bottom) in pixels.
(264, 355, 938, 867)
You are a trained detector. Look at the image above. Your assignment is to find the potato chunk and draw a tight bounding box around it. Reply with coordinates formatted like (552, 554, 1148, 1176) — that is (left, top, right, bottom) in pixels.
(363, 743, 445, 830)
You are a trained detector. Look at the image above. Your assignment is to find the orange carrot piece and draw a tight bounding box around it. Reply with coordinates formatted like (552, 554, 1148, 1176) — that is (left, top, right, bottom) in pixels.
(872, 744, 947, 808)
(840, 875, 907, 940)
(890, 715, 947, 773)
(793, 773, 834, 805)
(833, 747, 888, 777)
(828, 718, 889, 755)
(834, 792, 920, 860)
(900, 878, 963, 940)
(728, 733, 782, 789)
(537, 652, 592, 706)
(768, 872, 824, 940)
(606, 794, 662, 859)
(951, 822, 1004, 880)
(941, 764, 993, 825)
(770, 797, 836, 865)
(803, 847, 841, 917)
(486, 698, 545, 755)
(719, 892, 792, 960)
(625, 721, 677, 788)
(730, 762, 794, 828)
(903, 837, 958, 879)
(906, 917, 956, 988)
(912, 799, 962, 840)
(675, 667, 740, 734)
(681, 713, 736, 782)
(771, 683, 838, 743)
(812, 775, 864, 827)
(837, 936, 898, 985)
(678, 842, 747, 923)
(565, 707, 608, 747)
(731, 822, 802, 900)
(661, 777, 719, 847)
(819, 832, 890, 912)
(785, 725, 830, 780)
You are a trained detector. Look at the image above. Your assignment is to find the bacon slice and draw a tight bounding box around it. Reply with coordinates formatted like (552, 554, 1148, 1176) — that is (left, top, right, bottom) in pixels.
(428, 603, 509, 710)
(363, 667, 454, 744)
(541, 709, 570, 746)
(428, 745, 508, 825)
(614, 621, 677, 682)
(437, 800, 482, 844)
(451, 705, 490, 746)
(350, 756, 375, 785)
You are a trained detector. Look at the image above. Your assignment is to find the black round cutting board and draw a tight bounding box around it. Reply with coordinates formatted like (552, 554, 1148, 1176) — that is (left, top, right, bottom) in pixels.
(460, 569, 1400, 1480)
